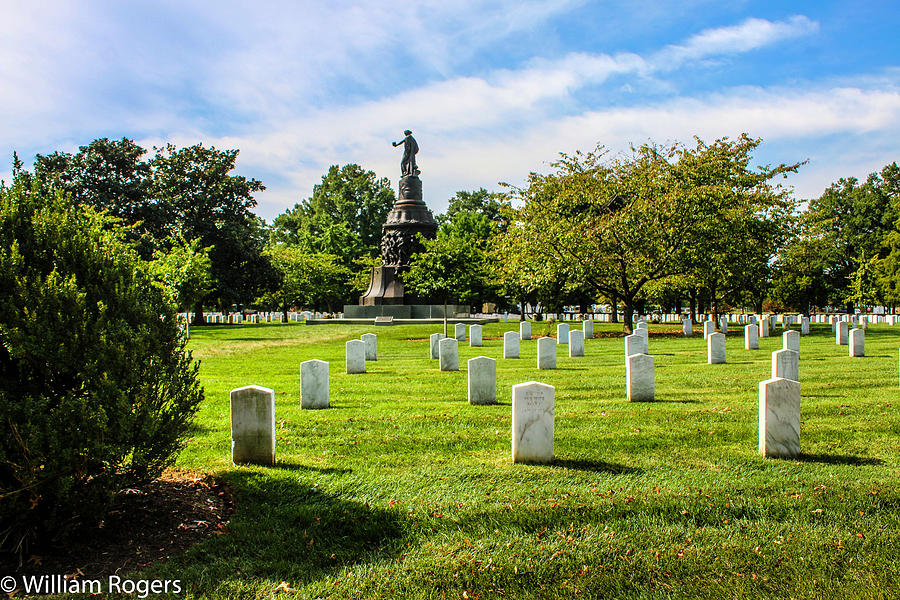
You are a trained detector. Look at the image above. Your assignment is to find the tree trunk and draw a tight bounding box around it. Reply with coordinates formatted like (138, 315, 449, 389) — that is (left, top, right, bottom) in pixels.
(443, 298, 448, 337)
(192, 301, 206, 326)
(610, 293, 619, 323)
(622, 299, 634, 334)
(689, 291, 697, 324)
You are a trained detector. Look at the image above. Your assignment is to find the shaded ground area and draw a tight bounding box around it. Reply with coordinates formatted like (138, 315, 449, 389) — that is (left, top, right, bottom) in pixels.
(2, 471, 233, 579)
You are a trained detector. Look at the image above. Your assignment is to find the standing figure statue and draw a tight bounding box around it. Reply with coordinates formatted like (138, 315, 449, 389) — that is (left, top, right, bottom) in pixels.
(392, 130, 419, 177)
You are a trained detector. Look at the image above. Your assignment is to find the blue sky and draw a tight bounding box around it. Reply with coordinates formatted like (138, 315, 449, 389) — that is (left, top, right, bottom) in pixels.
(2, 1, 899, 220)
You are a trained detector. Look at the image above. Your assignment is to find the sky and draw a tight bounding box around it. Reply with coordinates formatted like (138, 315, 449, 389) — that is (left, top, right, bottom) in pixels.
(2, 0, 899, 221)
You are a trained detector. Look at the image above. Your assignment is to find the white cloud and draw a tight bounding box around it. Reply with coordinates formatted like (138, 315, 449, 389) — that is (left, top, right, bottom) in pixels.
(653, 15, 819, 69)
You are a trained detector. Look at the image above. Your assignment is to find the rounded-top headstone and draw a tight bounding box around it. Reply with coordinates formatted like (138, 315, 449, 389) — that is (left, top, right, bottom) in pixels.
(230, 385, 275, 465)
(300, 359, 329, 409)
(511, 381, 555, 463)
(468, 356, 496, 405)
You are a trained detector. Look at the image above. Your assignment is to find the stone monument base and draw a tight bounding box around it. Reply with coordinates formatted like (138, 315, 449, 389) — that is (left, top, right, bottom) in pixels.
(343, 304, 469, 319)
(359, 266, 406, 305)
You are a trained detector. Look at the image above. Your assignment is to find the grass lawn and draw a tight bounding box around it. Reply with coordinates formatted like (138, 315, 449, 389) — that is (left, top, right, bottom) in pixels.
(139, 320, 899, 599)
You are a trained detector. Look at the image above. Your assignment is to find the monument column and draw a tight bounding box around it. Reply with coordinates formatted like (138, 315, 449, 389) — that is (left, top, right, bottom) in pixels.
(359, 173, 437, 305)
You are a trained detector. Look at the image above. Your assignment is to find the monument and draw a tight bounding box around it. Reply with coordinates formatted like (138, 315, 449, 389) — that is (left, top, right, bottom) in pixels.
(347, 131, 466, 319)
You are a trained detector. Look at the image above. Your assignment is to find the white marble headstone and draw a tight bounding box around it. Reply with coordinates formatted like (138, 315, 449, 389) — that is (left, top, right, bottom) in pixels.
(582, 319, 593, 339)
(836, 321, 848, 345)
(454, 322, 466, 341)
(520, 321, 531, 340)
(557, 323, 570, 345)
(511, 381, 555, 463)
(759, 319, 770, 338)
(626, 353, 654, 402)
(634, 326, 649, 346)
(744, 324, 759, 350)
(771, 349, 799, 382)
(468, 356, 496, 405)
(361, 333, 377, 361)
(849, 328, 864, 357)
(783, 330, 800, 354)
(624, 333, 647, 359)
(430, 333, 446, 359)
(801, 317, 810, 335)
(707, 332, 726, 364)
(504, 331, 520, 359)
(230, 385, 275, 465)
(469, 324, 483, 347)
(703, 320, 715, 340)
(300, 359, 329, 409)
(682, 318, 692, 336)
(346, 340, 366, 374)
(758, 377, 800, 458)
(568, 330, 585, 357)
(537, 336, 556, 370)
(439, 337, 459, 371)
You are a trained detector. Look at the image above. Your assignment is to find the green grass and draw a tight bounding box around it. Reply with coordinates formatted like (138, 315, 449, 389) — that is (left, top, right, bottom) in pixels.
(141, 320, 899, 598)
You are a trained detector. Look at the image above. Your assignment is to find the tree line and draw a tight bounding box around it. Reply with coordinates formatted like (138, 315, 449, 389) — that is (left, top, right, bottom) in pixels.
(8, 135, 899, 332)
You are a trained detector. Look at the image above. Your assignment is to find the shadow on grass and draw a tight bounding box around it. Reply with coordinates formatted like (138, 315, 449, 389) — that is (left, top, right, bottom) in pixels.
(635, 398, 701, 404)
(275, 462, 353, 474)
(796, 453, 885, 466)
(548, 458, 641, 474)
(156, 470, 406, 593)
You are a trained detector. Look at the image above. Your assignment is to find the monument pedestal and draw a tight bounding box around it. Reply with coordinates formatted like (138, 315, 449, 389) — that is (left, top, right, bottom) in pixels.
(351, 174, 466, 318)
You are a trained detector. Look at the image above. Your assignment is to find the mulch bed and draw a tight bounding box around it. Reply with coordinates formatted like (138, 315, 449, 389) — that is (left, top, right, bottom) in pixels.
(2, 471, 233, 579)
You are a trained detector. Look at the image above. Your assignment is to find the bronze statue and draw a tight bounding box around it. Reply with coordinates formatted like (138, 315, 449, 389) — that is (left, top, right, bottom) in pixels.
(392, 130, 419, 176)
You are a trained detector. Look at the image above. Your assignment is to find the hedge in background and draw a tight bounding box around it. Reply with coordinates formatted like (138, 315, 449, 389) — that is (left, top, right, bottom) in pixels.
(0, 176, 204, 557)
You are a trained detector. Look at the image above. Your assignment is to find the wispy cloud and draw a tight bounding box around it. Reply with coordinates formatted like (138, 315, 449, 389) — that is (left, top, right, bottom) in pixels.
(652, 15, 819, 69)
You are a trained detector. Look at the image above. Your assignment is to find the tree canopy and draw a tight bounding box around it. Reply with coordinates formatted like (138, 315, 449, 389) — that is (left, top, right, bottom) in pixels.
(495, 135, 802, 331)
(270, 164, 395, 267)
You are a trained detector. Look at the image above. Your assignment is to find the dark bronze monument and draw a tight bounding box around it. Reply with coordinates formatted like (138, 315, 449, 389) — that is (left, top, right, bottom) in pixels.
(346, 132, 465, 319)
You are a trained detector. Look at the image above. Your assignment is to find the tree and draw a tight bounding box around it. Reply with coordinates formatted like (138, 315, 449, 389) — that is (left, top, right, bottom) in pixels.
(33, 138, 153, 254)
(435, 207, 504, 311)
(148, 234, 214, 313)
(845, 252, 880, 310)
(803, 163, 900, 310)
(270, 164, 395, 268)
(149, 143, 275, 321)
(769, 232, 831, 314)
(687, 202, 796, 318)
(0, 174, 203, 557)
(404, 232, 488, 335)
(437, 188, 506, 228)
(256, 247, 352, 318)
(497, 135, 802, 332)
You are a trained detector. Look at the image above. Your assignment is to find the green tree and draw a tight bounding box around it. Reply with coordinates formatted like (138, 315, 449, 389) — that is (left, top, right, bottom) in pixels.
(0, 174, 203, 557)
(149, 143, 275, 321)
(769, 232, 831, 314)
(148, 234, 214, 313)
(270, 164, 395, 267)
(437, 188, 506, 228)
(497, 135, 801, 332)
(33, 138, 153, 254)
(257, 247, 352, 318)
(804, 163, 900, 309)
(845, 252, 881, 310)
(404, 232, 488, 335)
